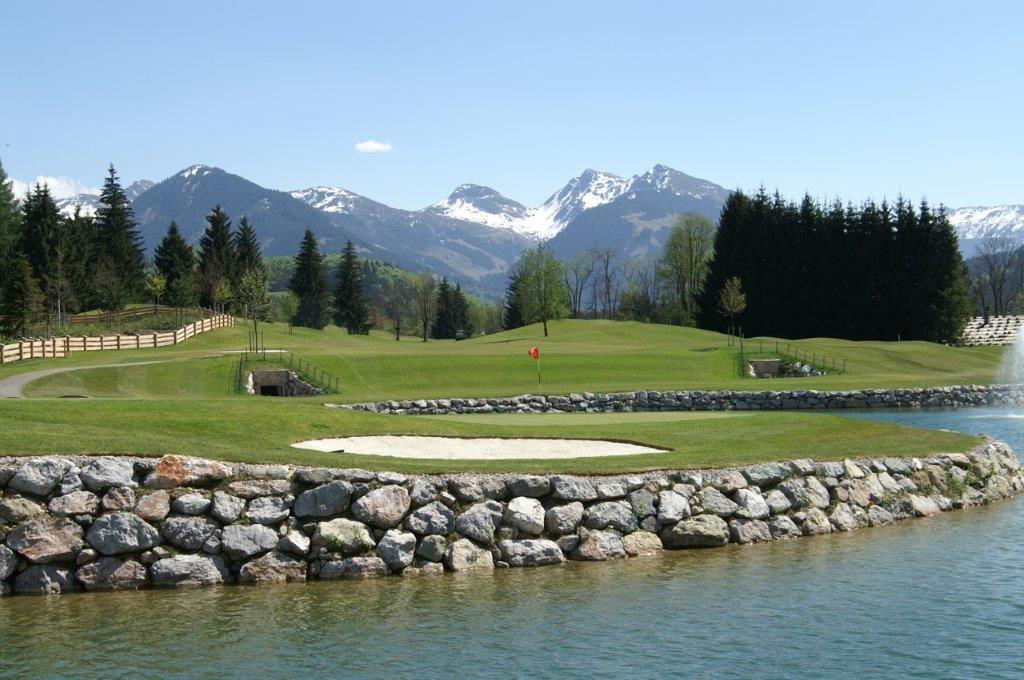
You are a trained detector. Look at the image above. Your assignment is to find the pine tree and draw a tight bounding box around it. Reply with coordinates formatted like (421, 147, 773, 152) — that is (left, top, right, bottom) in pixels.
(502, 268, 525, 330)
(233, 216, 263, 279)
(452, 283, 475, 338)
(19, 184, 65, 323)
(0, 255, 43, 338)
(154, 221, 198, 307)
(431, 278, 455, 338)
(333, 240, 371, 334)
(197, 205, 235, 308)
(93, 165, 145, 311)
(0, 160, 20, 279)
(288, 229, 332, 329)
(64, 206, 99, 313)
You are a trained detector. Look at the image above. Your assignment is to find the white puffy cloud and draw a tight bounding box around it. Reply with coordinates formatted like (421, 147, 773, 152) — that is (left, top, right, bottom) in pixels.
(354, 139, 394, 153)
(9, 175, 100, 199)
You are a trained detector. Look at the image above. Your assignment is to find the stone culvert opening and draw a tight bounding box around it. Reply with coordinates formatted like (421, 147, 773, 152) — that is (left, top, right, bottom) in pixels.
(246, 370, 323, 397)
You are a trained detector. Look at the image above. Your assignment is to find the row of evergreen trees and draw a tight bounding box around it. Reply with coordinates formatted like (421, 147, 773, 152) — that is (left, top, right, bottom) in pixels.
(697, 189, 971, 343)
(286, 230, 475, 338)
(0, 163, 147, 336)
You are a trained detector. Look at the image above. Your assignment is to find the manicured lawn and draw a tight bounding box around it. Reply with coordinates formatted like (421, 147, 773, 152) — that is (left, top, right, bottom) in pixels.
(9, 318, 1005, 401)
(0, 399, 979, 474)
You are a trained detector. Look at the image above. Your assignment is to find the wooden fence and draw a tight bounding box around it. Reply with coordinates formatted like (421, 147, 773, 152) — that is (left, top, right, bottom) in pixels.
(0, 314, 235, 365)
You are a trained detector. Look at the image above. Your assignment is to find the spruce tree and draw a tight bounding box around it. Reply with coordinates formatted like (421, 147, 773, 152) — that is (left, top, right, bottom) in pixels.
(431, 278, 455, 338)
(154, 221, 198, 307)
(333, 240, 371, 334)
(197, 205, 235, 308)
(0, 160, 20, 278)
(0, 255, 43, 338)
(288, 229, 332, 329)
(93, 165, 145, 311)
(233, 216, 263, 278)
(452, 283, 475, 337)
(502, 268, 525, 330)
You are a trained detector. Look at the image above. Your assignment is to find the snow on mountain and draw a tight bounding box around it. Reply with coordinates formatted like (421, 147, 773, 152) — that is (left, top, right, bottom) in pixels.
(53, 179, 154, 217)
(426, 184, 531, 233)
(625, 164, 728, 200)
(948, 205, 1024, 241)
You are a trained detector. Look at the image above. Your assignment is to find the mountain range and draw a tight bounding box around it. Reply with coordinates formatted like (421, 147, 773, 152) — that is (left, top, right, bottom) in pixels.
(54, 164, 731, 295)
(50, 164, 1023, 293)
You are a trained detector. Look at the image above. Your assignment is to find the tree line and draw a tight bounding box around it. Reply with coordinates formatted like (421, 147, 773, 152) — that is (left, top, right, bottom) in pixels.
(697, 189, 970, 343)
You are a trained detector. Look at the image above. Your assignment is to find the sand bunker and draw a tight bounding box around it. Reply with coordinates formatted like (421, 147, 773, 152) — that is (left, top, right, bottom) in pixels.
(291, 435, 664, 460)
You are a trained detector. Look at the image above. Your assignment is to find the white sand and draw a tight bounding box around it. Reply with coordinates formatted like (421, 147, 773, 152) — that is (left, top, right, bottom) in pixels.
(291, 435, 663, 460)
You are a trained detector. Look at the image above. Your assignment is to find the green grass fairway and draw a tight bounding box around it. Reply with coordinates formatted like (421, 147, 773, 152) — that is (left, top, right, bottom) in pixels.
(8, 318, 1004, 401)
(0, 399, 978, 473)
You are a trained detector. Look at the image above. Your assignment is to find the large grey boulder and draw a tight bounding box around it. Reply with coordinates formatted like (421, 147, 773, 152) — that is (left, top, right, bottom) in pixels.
(801, 508, 833, 536)
(628, 489, 657, 518)
(767, 515, 801, 539)
(350, 485, 411, 528)
(14, 565, 80, 594)
(80, 459, 136, 493)
(764, 489, 792, 515)
(403, 501, 454, 536)
(908, 494, 941, 517)
(87, 512, 161, 555)
(583, 501, 639, 533)
(728, 518, 772, 544)
(245, 496, 292, 525)
(443, 538, 494, 571)
(778, 479, 810, 509)
(238, 551, 306, 584)
(171, 494, 211, 516)
(76, 557, 149, 591)
(7, 517, 85, 563)
(829, 503, 860, 531)
(277, 530, 311, 557)
(293, 480, 353, 518)
(221, 524, 279, 562)
(0, 545, 16, 580)
(660, 515, 730, 548)
(2, 496, 47, 523)
(550, 475, 598, 502)
(454, 500, 503, 544)
(151, 554, 229, 587)
(416, 535, 447, 562)
(8, 457, 71, 496)
(805, 477, 831, 509)
(742, 462, 791, 487)
(223, 479, 295, 499)
(312, 518, 375, 556)
(694, 488, 739, 518)
(507, 475, 550, 498)
(498, 539, 565, 567)
(867, 505, 896, 526)
(160, 515, 219, 551)
(408, 479, 438, 507)
(503, 497, 545, 535)
(545, 502, 584, 535)
(657, 490, 690, 524)
(622, 530, 664, 557)
(376, 530, 416, 571)
(320, 556, 390, 579)
(735, 488, 770, 520)
(569, 528, 626, 561)
(706, 470, 747, 493)
(135, 490, 172, 522)
(47, 491, 99, 518)
(210, 491, 245, 524)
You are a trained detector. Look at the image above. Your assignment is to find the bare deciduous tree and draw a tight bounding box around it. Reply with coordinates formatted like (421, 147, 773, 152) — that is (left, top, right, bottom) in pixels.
(412, 271, 437, 342)
(563, 252, 595, 318)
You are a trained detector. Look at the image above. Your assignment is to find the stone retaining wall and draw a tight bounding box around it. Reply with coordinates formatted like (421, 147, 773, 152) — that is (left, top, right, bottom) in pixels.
(1, 442, 1021, 596)
(333, 384, 1024, 415)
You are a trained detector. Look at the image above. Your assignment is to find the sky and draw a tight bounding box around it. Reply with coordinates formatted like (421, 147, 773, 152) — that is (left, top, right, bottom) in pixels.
(2, 1, 1022, 209)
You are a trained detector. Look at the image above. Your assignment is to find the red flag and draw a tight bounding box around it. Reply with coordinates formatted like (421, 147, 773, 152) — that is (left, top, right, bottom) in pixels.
(528, 346, 539, 359)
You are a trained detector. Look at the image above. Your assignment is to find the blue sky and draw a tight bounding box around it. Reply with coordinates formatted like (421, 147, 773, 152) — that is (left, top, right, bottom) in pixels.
(2, 1, 1022, 209)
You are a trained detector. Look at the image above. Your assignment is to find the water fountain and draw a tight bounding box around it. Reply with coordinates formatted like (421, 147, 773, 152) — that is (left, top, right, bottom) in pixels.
(997, 323, 1024, 387)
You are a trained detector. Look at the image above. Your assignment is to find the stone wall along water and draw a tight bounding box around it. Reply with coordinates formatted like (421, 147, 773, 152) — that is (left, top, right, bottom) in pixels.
(1, 442, 1021, 596)
(332, 384, 1024, 415)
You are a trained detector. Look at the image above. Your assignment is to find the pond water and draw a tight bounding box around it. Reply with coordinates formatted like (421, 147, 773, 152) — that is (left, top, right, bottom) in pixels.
(2, 408, 1023, 679)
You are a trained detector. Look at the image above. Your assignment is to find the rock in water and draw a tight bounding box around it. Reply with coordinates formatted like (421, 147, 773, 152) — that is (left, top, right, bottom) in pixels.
(312, 518, 375, 556)
(150, 555, 228, 587)
(622, 531, 664, 557)
(76, 557, 149, 591)
(238, 552, 307, 584)
(545, 502, 584, 535)
(376, 530, 416, 571)
(443, 538, 494, 571)
(570, 528, 626, 561)
(659, 515, 730, 548)
(86, 512, 161, 555)
(320, 556, 389, 579)
(160, 516, 219, 551)
(728, 518, 772, 544)
(497, 539, 565, 567)
(14, 565, 80, 594)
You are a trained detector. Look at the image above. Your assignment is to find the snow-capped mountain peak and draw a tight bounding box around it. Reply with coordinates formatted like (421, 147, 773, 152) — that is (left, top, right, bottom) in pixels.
(54, 179, 154, 217)
(626, 164, 726, 200)
(290, 186, 361, 214)
(426, 184, 531, 233)
(180, 164, 214, 180)
(948, 205, 1024, 241)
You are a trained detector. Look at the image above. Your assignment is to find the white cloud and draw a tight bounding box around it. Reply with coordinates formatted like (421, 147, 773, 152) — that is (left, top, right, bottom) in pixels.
(354, 139, 394, 154)
(10, 175, 100, 200)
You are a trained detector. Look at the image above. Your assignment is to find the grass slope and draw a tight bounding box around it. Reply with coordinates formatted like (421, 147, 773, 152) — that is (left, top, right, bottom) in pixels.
(0, 399, 977, 474)
(11, 318, 1004, 401)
